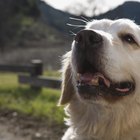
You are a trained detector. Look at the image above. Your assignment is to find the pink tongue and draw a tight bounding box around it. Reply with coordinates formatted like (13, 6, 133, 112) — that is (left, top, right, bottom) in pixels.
(80, 73, 110, 87)
(80, 73, 94, 82)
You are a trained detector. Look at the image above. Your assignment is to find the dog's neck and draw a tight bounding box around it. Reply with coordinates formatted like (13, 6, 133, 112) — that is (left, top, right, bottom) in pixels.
(65, 97, 140, 140)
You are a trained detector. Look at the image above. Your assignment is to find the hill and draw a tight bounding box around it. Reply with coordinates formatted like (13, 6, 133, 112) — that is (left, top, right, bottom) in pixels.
(0, 0, 71, 70)
(39, 1, 140, 34)
(0, 0, 70, 50)
(2, 0, 140, 70)
(95, 1, 140, 22)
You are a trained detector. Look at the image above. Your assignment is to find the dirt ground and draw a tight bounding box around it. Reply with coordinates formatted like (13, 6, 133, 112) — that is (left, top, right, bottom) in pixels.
(0, 109, 65, 140)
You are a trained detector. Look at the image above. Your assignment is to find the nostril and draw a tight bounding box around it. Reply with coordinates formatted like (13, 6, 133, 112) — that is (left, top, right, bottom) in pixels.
(88, 32, 103, 45)
(89, 34, 94, 44)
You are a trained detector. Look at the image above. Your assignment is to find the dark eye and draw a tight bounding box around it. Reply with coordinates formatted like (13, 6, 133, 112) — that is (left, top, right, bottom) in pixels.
(121, 34, 136, 44)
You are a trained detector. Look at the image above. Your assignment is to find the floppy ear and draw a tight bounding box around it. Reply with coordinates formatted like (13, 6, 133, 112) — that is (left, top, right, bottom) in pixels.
(58, 52, 75, 105)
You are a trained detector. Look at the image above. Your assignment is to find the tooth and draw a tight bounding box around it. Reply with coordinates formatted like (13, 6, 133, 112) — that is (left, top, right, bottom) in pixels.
(77, 73, 81, 80)
(91, 77, 99, 86)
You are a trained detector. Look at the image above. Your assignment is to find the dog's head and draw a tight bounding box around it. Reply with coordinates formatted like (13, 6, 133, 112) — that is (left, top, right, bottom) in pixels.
(59, 19, 140, 105)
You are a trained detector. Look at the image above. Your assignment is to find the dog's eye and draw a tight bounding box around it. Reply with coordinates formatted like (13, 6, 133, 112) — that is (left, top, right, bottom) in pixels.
(120, 34, 136, 44)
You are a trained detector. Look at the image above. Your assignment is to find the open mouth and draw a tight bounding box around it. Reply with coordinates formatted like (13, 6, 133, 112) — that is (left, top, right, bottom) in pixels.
(77, 72, 135, 99)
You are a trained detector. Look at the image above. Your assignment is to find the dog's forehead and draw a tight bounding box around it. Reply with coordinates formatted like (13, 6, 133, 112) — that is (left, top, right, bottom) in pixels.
(86, 19, 140, 33)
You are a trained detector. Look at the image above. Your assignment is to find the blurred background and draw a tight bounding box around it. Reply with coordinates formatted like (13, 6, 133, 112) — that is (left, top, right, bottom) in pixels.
(0, 0, 140, 140)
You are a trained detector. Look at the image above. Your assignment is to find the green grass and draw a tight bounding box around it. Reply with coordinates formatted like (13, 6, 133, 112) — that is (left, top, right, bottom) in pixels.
(0, 72, 64, 124)
(43, 70, 61, 78)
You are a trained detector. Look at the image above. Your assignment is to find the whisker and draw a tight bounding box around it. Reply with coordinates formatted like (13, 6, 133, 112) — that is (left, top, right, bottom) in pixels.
(69, 17, 87, 23)
(67, 23, 85, 28)
(80, 16, 90, 22)
(69, 31, 76, 36)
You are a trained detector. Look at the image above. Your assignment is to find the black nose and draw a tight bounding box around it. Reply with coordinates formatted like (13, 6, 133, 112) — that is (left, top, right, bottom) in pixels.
(74, 29, 103, 49)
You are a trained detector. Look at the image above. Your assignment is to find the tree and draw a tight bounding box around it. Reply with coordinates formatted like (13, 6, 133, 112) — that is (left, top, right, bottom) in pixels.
(0, 0, 40, 49)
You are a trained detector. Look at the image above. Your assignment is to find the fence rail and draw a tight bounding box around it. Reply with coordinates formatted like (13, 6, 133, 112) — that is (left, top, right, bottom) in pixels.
(0, 60, 61, 90)
(0, 65, 34, 73)
(18, 75, 61, 89)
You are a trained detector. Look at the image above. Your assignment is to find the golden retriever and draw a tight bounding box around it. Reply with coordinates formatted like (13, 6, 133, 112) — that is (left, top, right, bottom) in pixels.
(59, 19, 140, 140)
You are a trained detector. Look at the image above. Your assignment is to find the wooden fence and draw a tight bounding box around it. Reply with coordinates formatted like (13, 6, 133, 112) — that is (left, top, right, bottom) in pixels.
(0, 60, 61, 90)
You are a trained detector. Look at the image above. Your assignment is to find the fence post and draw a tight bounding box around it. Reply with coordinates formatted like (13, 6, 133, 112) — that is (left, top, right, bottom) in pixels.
(30, 59, 43, 91)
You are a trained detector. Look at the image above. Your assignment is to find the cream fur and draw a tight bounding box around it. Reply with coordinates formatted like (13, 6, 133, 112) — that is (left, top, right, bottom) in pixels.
(60, 19, 140, 140)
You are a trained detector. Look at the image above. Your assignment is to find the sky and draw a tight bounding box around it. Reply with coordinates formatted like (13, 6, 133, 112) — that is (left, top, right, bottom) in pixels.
(42, 0, 140, 16)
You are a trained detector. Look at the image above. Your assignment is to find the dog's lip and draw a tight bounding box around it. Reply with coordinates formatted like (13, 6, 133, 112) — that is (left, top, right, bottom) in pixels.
(77, 73, 110, 87)
(77, 72, 135, 96)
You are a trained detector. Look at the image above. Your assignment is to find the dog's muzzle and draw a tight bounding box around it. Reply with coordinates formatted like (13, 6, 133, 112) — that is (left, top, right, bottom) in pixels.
(73, 29, 135, 100)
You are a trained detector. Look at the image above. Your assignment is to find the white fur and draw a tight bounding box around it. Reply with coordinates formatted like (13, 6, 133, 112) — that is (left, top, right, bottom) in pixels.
(60, 19, 140, 140)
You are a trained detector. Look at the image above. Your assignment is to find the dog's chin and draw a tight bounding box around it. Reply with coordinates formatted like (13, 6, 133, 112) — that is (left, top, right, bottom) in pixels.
(76, 72, 135, 103)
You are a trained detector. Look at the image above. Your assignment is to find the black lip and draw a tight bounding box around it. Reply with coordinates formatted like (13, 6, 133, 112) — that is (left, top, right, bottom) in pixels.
(77, 84, 99, 96)
(77, 81, 135, 99)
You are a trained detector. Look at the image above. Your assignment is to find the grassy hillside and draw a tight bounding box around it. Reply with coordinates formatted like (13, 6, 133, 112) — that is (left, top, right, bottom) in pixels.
(0, 0, 71, 50)
(0, 0, 72, 70)
(0, 0, 39, 46)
